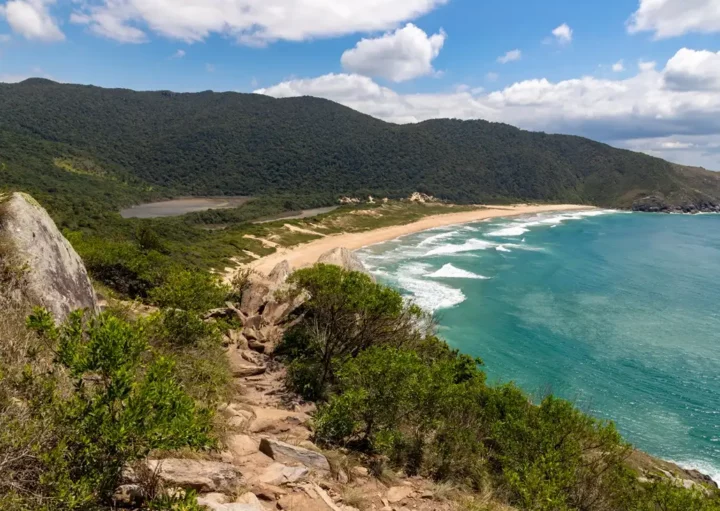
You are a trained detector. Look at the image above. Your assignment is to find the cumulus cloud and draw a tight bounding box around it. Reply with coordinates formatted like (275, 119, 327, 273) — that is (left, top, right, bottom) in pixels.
(0, 0, 64, 41)
(664, 48, 720, 91)
(628, 0, 720, 38)
(639, 60, 656, 72)
(497, 49, 521, 64)
(551, 23, 573, 44)
(256, 47, 720, 168)
(340, 24, 445, 82)
(612, 60, 624, 72)
(69, 0, 448, 45)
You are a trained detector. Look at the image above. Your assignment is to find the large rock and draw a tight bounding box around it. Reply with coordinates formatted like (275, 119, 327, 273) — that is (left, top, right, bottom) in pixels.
(268, 260, 291, 285)
(197, 492, 265, 511)
(259, 438, 330, 471)
(145, 459, 241, 493)
(317, 247, 370, 276)
(0, 192, 98, 322)
(257, 462, 309, 485)
(240, 278, 272, 316)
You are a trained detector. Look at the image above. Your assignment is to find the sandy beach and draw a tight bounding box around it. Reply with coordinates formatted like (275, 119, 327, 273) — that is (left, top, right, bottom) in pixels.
(244, 204, 594, 276)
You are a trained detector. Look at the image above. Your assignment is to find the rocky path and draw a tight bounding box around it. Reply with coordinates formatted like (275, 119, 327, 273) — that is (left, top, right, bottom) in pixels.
(126, 253, 472, 510)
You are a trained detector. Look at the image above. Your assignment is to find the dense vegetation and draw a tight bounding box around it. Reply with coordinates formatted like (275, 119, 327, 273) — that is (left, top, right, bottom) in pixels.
(0, 252, 237, 509)
(279, 265, 720, 511)
(2, 78, 720, 212)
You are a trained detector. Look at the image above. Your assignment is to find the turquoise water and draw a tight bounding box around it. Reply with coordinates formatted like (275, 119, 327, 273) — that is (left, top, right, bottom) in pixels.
(357, 210, 720, 482)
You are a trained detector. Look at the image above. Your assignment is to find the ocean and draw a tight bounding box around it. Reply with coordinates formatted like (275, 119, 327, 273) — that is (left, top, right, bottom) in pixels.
(356, 210, 720, 483)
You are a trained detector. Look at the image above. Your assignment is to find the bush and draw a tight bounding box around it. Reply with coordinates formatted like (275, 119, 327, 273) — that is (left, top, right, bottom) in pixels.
(279, 264, 425, 397)
(68, 232, 169, 299)
(0, 308, 216, 509)
(144, 308, 231, 404)
(148, 270, 229, 313)
(316, 346, 486, 475)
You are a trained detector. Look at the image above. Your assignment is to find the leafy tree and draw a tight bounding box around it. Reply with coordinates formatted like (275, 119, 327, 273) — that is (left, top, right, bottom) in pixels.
(148, 270, 228, 313)
(280, 264, 425, 397)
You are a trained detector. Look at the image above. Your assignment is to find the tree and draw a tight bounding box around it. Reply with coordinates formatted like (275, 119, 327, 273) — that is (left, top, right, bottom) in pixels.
(280, 264, 425, 397)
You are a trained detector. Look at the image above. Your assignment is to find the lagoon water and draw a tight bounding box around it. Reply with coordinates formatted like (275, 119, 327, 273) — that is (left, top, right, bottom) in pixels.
(357, 210, 720, 483)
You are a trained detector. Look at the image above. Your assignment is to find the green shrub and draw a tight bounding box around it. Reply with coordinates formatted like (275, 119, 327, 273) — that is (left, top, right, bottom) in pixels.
(631, 480, 720, 511)
(68, 232, 168, 299)
(19, 308, 215, 509)
(280, 264, 425, 396)
(143, 308, 231, 404)
(149, 270, 229, 313)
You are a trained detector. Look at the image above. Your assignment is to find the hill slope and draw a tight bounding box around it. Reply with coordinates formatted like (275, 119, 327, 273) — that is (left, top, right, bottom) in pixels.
(1, 78, 720, 211)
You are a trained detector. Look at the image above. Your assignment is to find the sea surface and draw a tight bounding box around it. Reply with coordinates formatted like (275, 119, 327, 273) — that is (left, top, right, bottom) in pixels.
(357, 210, 720, 483)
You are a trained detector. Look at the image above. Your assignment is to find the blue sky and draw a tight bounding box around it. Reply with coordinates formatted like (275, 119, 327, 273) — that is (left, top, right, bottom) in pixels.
(1, 0, 720, 169)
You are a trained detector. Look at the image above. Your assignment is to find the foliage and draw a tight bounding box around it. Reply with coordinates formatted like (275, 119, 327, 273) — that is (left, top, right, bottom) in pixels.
(148, 270, 229, 312)
(3, 79, 720, 210)
(143, 308, 232, 404)
(280, 266, 720, 511)
(0, 308, 215, 510)
(278, 264, 425, 398)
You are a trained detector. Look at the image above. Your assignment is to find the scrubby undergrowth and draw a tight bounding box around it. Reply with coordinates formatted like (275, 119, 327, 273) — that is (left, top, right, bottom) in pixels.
(278, 265, 720, 511)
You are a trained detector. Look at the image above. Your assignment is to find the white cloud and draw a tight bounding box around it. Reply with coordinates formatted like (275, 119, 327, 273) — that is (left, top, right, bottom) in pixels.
(256, 47, 720, 168)
(0, 34, 11, 42)
(612, 60, 625, 72)
(0, 0, 64, 42)
(69, 0, 449, 45)
(172, 49, 186, 58)
(628, 0, 720, 39)
(497, 49, 521, 64)
(340, 24, 445, 82)
(639, 60, 656, 72)
(551, 23, 573, 44)
(660, 141, 695, 149)
(664, 48, 720, 91)
(486, 72, 499, 82)
(206, 63, 215, 73)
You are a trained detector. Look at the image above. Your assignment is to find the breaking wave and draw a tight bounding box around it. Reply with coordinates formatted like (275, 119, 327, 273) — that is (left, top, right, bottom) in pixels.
(427, 263, 489, 280)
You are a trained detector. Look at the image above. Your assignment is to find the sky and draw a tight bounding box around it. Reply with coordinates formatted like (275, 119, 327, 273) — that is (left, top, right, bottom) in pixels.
(1, 0, 720, 170)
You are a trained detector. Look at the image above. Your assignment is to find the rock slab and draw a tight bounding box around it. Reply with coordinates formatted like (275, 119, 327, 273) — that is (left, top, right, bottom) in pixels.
(0, 192, 98, 321)
(146, 459, 241, 493)
(259, 438, 330, 471)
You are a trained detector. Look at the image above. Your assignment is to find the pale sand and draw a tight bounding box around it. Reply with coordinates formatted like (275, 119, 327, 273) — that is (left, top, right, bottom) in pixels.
(241, 204, 594, 276)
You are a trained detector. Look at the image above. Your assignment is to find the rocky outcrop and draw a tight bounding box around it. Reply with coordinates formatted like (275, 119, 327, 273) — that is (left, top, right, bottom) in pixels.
(259, 438, 330, 471)
(0, 192, 98, 321)
(317, 247, 370, 275)
(632, 194, 720, 213)
(144, 459, 242, 493)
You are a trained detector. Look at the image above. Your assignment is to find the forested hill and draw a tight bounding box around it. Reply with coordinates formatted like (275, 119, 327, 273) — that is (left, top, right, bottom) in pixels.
(2, 78, 720, 210)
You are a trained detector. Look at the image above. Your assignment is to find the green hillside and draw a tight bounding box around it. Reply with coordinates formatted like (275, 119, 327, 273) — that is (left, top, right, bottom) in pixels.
(2, 78, 719, 212)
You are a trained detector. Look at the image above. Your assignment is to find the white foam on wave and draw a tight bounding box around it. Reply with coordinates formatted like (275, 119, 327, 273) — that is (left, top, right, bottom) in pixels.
(418, 230, 459, 247)
(396, 262, 466, 311)
(486, 209, 617, 237)
(425, 238, 497, 256)
(427, 263, 489, 280)
(496, 245, 512, 253)
(487, 226, 529, 237)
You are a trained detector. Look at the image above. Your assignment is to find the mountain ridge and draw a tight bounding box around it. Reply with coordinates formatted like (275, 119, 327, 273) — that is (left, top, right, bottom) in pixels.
(1, 78, 719, 212)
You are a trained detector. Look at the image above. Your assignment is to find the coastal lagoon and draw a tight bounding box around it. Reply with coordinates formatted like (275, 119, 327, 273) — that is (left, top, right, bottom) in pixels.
(357, 210, 720, 483)
(120, 197, 251, 218)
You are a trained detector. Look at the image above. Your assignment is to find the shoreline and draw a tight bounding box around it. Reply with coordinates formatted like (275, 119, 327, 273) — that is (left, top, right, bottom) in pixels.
(244, 203, 594, 275)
